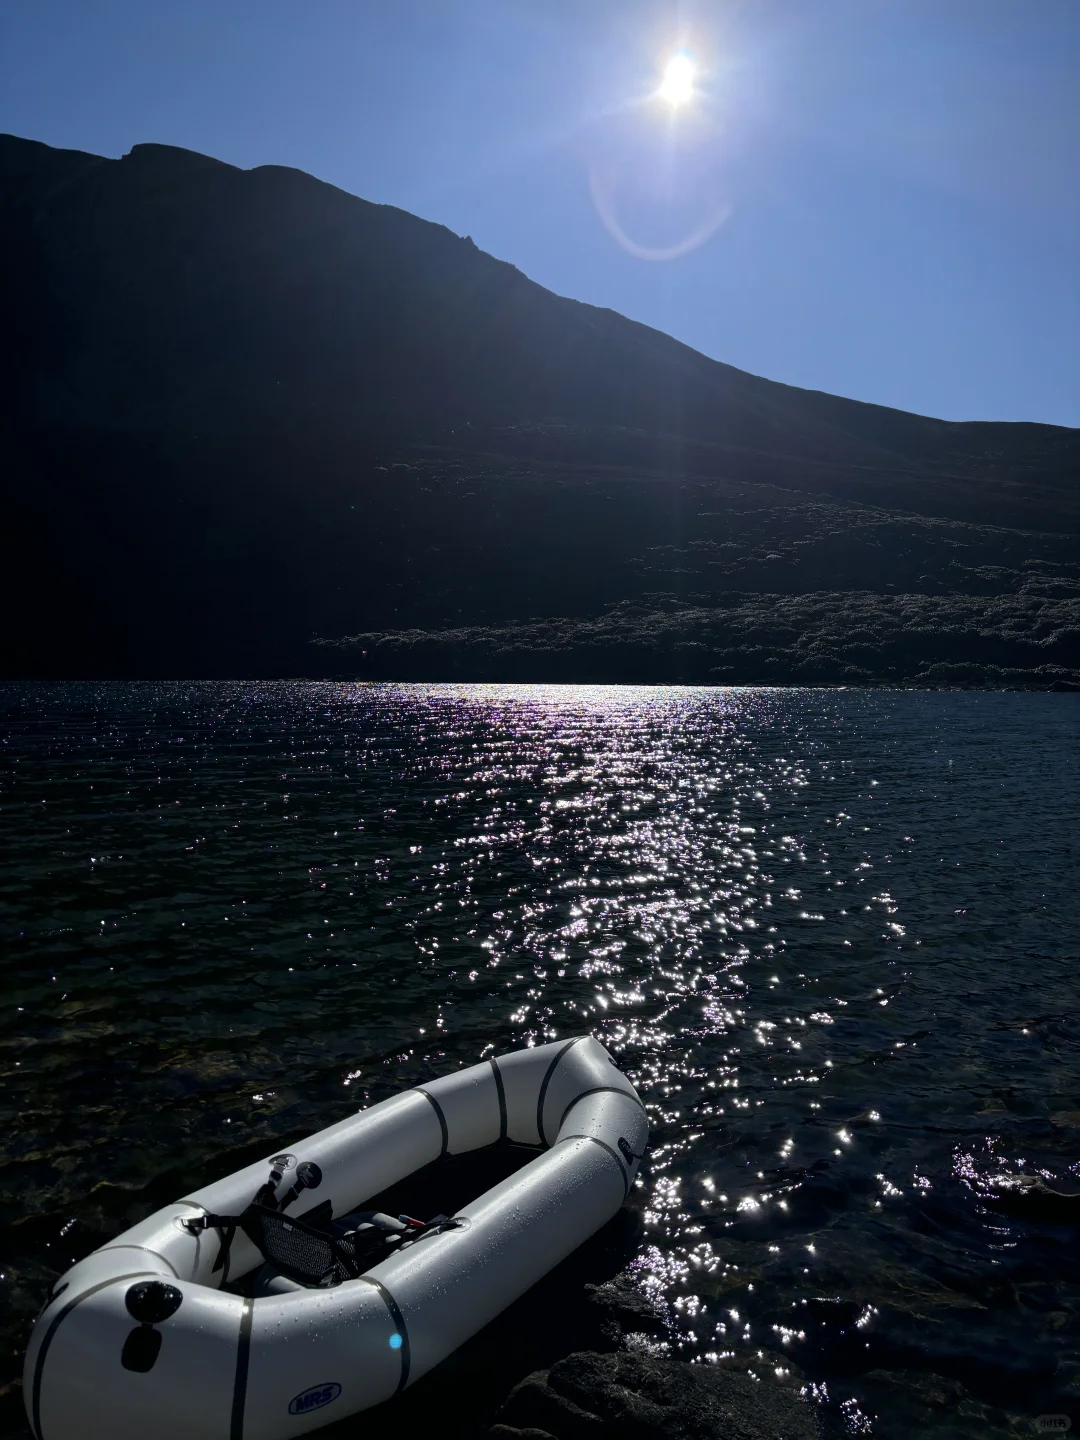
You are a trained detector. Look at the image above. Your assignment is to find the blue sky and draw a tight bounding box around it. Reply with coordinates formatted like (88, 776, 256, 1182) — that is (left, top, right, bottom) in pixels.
(2, 0, 1077, 426)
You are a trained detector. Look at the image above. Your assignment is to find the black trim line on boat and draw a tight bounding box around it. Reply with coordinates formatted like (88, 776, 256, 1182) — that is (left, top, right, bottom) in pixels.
(489, 1058, 508, 1142)
(536, 1038, 583, 1146)
(359, 1277, 411, 1392)
(557, 1086, 647, 1133)
(416, 1089, 449, 1158)
(230, 1296, 254, 1440)
(557, 1133, 631, 1198)
(31, 1271, 155, 1440)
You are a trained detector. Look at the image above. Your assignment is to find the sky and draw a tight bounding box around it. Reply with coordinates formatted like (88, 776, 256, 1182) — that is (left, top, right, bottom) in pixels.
(2, 0, 1077, 427)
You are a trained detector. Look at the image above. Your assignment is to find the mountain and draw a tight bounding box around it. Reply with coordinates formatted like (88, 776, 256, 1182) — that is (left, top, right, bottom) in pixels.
(2, 133, 1078, 684)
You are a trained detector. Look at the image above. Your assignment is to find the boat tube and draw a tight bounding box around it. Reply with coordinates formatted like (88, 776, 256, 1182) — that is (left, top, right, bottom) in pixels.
(25, 1035, 647, 1439)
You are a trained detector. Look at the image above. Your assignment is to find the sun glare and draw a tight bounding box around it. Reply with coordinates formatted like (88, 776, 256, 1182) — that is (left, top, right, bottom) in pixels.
(658, 53, 695, 107)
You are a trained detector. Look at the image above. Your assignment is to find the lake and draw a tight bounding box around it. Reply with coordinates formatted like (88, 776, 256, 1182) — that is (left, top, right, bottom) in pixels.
(2, 683, 1078, 1437)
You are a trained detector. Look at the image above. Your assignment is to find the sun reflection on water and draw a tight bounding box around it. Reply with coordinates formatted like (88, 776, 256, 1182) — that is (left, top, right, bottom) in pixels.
(2, 683, 1079, 1433)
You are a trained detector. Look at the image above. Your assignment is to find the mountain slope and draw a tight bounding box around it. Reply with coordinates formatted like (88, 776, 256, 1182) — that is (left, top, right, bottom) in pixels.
(1, 134, 1077, 682)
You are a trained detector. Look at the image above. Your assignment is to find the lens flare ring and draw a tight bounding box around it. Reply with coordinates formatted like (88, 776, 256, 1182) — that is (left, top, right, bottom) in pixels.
(587, 166, 732, 263)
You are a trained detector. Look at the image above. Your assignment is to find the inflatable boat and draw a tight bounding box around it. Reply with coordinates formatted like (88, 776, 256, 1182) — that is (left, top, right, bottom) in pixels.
(25, 1035, 647, 1439)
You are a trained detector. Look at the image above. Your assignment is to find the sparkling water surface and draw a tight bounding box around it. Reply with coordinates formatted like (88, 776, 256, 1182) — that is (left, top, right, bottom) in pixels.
(2, 684, 1079, 1437)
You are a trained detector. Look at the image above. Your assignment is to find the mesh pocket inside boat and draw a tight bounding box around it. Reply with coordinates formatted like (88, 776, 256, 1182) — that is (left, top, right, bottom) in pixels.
(242, 1205, 349, 1285)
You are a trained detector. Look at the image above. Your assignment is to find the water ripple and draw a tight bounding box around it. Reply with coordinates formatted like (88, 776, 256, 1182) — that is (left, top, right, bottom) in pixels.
(1, 682, 1079, 1435)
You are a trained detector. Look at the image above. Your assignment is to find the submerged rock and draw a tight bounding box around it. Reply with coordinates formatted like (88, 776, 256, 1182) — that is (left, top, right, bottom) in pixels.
(580, 1277, 669, 1347)
(489, 1350, 821, 1440)
(995, 1173, 1080, 1224)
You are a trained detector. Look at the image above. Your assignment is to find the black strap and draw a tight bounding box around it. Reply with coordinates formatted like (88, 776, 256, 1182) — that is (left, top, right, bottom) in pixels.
(186, 1211, 246, 1231)
(184, 1212, 244, 1280)
(275, 1160, 324, 1213)
(214, 1223, 237, 1282)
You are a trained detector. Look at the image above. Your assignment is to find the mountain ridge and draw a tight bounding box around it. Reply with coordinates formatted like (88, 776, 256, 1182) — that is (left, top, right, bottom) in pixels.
(0, 133, 1077, 683)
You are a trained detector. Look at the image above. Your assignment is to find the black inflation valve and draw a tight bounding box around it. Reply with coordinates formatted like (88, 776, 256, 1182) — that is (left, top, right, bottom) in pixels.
(121, 1281, 183, 1372)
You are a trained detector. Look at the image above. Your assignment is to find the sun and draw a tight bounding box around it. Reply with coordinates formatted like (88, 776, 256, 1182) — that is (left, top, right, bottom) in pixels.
(658, 53, 695, 107)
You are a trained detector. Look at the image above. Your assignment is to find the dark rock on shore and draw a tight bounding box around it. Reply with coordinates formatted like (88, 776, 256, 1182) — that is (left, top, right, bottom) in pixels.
(581, 1277, 669, 1347)
(489, 1272, 819, 1439)
(490, 1350, 821, 1440)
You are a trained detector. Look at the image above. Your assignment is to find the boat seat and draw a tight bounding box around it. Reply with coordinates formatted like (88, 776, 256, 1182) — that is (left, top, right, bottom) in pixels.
(190, 1192, 444, 1290)
(240, 1205, 410, 1289)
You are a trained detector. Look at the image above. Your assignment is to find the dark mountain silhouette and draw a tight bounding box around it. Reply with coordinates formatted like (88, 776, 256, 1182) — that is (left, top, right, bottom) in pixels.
(2, 133, 1078, 683)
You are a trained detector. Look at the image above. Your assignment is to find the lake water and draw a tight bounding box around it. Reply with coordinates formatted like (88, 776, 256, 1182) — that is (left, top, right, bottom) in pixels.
(2, 684, 1079, 1437)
